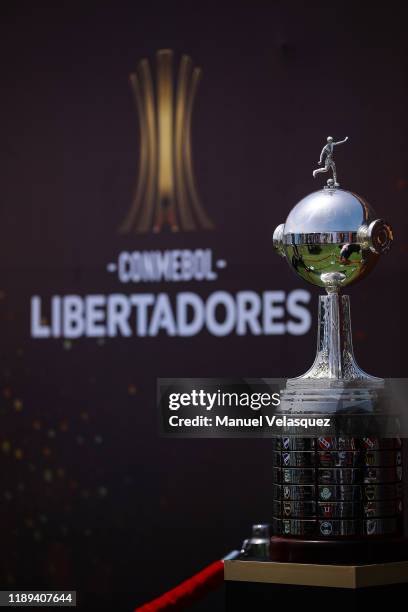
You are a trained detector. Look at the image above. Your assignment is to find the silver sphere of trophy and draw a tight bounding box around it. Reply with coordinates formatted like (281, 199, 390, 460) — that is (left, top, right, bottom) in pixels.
(273, 137, 393, 385)
(273, 186, 393, 292)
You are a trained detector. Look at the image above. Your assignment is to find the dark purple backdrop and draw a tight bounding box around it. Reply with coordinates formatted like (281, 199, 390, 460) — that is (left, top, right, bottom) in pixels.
(1, 1, 408, 610)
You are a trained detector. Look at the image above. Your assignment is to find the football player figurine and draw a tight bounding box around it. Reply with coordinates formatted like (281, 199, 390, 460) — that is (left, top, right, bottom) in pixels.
(312, 135, 348, 187)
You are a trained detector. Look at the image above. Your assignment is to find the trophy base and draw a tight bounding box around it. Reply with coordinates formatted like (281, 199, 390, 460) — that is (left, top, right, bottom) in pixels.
(269, 535, 408, 565)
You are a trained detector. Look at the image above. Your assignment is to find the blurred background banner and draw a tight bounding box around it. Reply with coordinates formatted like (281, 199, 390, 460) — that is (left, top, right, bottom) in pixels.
(0, 1, 407, 609)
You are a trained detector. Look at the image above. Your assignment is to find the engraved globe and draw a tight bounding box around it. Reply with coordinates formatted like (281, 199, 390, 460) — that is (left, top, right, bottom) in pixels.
(273, 185, 393, 291)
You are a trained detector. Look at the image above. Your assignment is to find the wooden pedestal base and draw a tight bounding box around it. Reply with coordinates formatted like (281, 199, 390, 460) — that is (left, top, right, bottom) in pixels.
(224, 559, 408, 610)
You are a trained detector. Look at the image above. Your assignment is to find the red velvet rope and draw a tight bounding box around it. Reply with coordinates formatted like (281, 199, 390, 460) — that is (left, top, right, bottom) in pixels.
(135, 559, 224, 611)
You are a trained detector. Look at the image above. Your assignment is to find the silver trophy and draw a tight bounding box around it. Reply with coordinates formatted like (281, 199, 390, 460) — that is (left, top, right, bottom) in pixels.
(269, 138, 402, 542)
(235, 139, 403, 569)
(273, 137, 393, 388)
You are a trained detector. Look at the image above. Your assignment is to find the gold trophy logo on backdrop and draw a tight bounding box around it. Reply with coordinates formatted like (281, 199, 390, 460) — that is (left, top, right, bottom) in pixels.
(119, 49, 214, 234)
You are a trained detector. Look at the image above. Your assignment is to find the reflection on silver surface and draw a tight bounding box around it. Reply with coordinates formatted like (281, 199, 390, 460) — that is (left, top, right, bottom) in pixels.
(274, 188, 392, 291)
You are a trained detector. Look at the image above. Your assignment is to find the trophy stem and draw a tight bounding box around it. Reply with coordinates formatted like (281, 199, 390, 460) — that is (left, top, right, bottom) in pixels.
(288, 294, 382, 387)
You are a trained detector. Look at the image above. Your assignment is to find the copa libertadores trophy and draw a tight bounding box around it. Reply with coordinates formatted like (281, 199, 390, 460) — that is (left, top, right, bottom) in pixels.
(269, 136, 404, 560)
(224, 139, 408, 609)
